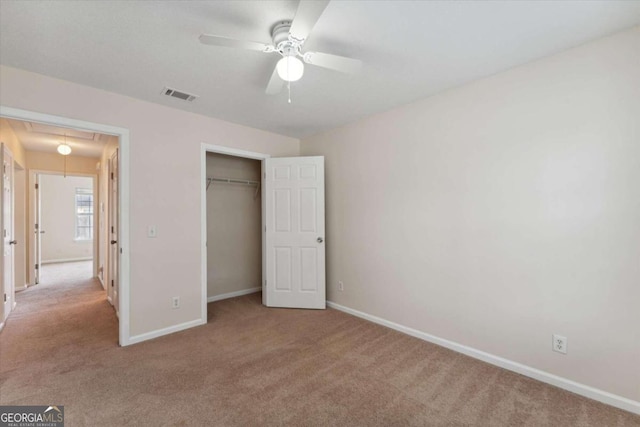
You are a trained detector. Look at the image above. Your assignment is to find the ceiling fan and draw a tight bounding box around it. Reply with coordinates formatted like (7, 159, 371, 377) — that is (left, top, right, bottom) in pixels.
(199, 0, 362, 96)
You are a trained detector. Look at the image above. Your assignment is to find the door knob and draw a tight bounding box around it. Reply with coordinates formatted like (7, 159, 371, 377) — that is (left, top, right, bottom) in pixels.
(317, 237, 323, 243)
(9, 240, 17, 245)
(110, 240, 118, 245)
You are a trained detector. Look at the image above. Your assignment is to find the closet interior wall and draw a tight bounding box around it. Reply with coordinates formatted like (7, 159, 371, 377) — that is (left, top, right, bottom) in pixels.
(206, 152, 262, 300)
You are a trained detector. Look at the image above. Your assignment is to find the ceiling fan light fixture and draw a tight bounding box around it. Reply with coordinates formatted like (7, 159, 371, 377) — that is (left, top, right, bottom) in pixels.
(277, 56, 304, 82)
(57, 143, 72, 156)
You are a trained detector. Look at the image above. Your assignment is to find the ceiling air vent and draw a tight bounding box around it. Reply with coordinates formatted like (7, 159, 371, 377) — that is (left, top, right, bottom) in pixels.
(162, 87, 198, 102)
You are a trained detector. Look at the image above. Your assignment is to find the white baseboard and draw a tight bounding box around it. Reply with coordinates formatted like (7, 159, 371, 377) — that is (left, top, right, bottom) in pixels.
(0, 321, 4, 333)
(327, 301, 640, 415)
(127, 318, 206, 345)
(124, 287, 260, 346)
(98, 276, 105, 289)
(42, 257, 92, 265)
(207, 287, 261, 303)
(107, 296, 113, 305)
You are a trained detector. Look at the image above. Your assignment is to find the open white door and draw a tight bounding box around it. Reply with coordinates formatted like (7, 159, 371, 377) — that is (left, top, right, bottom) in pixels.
(34, 173, 42, 285)
(2, 144, 15, 321)
(108, 149, 120, 315)
(264, 156, 325, 309)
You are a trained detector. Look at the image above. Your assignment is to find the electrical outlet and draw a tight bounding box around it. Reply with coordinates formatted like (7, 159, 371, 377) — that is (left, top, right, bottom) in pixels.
(552, 334, 567, 354)
(338, 281, 344, 291)
(172, 297, 180, 309)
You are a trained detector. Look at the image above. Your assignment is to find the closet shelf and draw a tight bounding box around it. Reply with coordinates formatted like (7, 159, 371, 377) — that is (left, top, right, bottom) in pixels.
(206, 176, 260, 198)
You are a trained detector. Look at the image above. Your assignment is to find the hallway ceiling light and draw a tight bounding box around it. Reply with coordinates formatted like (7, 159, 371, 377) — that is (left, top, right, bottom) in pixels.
(57, 143, 72, 155)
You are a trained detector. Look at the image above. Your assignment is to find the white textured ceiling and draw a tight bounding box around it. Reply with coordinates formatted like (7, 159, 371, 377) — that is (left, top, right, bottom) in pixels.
(5, 119, 109, 159)
(1, 1, 639, 138)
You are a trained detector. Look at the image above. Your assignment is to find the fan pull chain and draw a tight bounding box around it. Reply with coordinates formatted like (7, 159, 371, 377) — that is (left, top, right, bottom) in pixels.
(288, 80, 292, 104)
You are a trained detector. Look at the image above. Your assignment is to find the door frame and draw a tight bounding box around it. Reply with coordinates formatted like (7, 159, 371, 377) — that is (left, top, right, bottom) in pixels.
(28, 170, 98, 285)
(0, 106, 131, 346)
(200, 143, 270, 321)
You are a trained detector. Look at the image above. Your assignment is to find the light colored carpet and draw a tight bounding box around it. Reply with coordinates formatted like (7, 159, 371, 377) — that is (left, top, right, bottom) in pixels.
(1, 261, 638, 426)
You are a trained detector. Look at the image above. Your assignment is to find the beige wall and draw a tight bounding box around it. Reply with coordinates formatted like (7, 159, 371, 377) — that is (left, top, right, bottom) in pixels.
(206, 153, 261, 298)
(0, 118, 26, 168)
(26, 151, 98, 175)
(302, 27, 640, 402)
(0, 120, 27, 323)
(13, 167, 26, 288)
(0, 64, 300, 338)
(40, 174, 93, 263)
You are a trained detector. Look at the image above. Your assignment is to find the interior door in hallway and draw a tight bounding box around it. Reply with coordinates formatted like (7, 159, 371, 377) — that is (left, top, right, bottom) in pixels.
(1, 144, 15, 321)
(264, 156, 325, 309)
(108, 149, 119, 315)
(33, 173, 42, 285)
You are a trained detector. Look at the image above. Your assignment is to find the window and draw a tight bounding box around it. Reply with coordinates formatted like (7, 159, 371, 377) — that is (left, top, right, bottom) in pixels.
(75, 188, 93, 241)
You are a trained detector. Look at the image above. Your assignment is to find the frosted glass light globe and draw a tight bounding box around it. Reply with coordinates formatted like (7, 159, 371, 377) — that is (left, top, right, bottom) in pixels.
(276, 56, 304, 82)
(57, 144, 72, 155)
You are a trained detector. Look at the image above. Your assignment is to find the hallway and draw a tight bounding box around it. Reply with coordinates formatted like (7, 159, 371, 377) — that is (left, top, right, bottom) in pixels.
(0, 261, 119, 403)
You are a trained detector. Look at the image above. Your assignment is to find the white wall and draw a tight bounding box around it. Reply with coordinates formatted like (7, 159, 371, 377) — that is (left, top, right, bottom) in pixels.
(40, 174, 93, 263)
(0, 65, 300, 338)
(302, 27, 640, 403)
(206, 153, 261, 298)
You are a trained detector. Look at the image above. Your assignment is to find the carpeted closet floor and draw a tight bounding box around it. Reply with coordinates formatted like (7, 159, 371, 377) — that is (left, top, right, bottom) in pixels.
(0, 261, 638, 426)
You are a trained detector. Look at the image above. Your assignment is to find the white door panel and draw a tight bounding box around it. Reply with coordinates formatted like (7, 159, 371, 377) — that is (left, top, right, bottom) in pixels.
(2, 144, 15, 321)
(108, 149, 120, 315)
(265, 156, 325, 309)
(34, 174, 41, 285)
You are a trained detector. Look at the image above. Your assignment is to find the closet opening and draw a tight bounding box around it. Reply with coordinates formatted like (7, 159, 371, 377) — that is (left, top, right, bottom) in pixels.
(200, 143, 326, 318)
(205, 152, 263, 309)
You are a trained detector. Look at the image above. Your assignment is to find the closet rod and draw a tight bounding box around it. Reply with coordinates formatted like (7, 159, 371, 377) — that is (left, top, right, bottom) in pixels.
(207, 176, 259, 186)
(206, 176, 261, 199)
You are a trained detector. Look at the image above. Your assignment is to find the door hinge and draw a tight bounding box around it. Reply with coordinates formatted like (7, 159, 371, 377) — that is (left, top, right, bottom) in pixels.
(111, 226, 114, 233)
(35, 183, 39, 190)
(35, 223, 39, 230)
(111, 172, 114, 180)
(35, 264, 39, 270)
(111, 279, 114, 288)
(264, 172, 266, 179)
(3, 293, 6, 302)
(120, 248, 122, 254)
(3, 229, 6, 238)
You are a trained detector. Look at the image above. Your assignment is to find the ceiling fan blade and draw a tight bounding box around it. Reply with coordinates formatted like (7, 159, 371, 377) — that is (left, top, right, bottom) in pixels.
(289, 0, 330, 42)
(265, 65, 284, 95)
(199, 34, 273, 52)
(303, 51, 362, 74)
